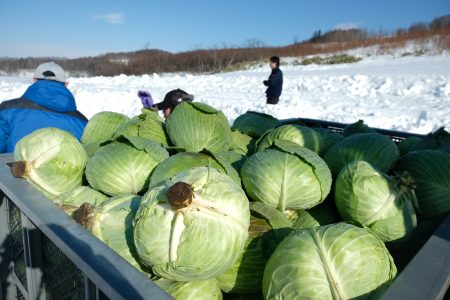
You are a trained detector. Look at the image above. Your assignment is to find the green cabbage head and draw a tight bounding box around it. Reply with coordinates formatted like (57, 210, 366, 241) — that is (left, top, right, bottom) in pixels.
(114, 109, 170, 146)
(257, 124, 324, 154)
(398, 136, 422, 155)
(342, 119, 376, 137)
(241, 140, 332, 211)
(312, 127, 344, 151)
(81, 111, 130, 144)
(86, 137, 169, 195)
(133, 167, 250, 281)
(229, 129, 256, 156)
(324, 133, 399, 176)
(166, 102, 231, 152)
(394, 150, 450, 219)
(75, 194, 144, 271)
(232, 111, 278, 138)
(13, 127, 88, 199)
(335, 161, 417, 243)
(263, 223, 397, 300)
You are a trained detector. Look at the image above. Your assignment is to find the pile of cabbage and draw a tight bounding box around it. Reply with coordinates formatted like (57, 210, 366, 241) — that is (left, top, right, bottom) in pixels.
(11, 103, 450, 299)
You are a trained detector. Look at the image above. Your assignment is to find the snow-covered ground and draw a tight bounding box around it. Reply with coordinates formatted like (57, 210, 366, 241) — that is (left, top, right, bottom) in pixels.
(1, 51, 449, 134)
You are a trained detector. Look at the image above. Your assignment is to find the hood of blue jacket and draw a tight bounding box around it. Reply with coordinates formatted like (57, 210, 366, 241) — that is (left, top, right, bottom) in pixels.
(22, 80, 77, 112)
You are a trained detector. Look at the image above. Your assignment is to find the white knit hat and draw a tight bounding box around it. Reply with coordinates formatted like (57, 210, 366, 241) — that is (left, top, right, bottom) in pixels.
(33, 62, 67, 83)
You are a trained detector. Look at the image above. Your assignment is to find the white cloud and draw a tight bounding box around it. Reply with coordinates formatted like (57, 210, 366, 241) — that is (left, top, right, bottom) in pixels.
(93, 12, 125, 24)
(333, 22, 362, 30)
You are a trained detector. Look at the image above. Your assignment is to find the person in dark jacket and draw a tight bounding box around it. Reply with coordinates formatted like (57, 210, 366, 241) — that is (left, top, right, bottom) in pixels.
(0, 62, 87, 153)
(263, 56, 283, 104)
(138, 88, 194, 119)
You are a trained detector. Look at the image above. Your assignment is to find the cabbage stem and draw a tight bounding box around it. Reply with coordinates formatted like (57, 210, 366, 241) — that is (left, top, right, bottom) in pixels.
(11, 161, 27, 178)
(73, 203, 96, 230)
(167, 182, 193, 210)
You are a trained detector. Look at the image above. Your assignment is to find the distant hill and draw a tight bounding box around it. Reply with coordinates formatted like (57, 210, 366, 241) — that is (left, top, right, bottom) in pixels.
(0, 15, 449, 77)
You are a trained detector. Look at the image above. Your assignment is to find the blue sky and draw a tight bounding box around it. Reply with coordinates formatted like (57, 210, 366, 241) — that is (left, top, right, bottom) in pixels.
(0, 0, 448, 58)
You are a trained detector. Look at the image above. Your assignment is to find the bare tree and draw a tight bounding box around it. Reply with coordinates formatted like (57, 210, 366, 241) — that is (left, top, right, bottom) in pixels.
(243, 38, 266, 48)
(430, 15, 450, 30)
(409, 22, 428, 33)
(142, 42, 151, 50)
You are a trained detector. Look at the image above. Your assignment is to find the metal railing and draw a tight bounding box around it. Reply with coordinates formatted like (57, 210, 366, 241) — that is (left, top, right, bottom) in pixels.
(0, 154, 173, 300)
(381, 213, 450, 300)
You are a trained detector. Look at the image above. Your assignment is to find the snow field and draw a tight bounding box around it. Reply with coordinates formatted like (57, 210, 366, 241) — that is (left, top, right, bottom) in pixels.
(1, 53, 449, 134)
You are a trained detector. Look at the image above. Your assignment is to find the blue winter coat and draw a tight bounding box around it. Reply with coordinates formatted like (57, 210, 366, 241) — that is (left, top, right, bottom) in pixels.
(0, 80, 87, 153)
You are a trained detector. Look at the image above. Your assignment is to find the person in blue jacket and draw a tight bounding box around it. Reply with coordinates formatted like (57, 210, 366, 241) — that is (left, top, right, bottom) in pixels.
(0, 62, 87, 153)
(263, 56, 283, 105)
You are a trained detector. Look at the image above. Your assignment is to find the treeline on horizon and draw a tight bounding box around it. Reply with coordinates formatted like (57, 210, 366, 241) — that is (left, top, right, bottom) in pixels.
(1, 14, 450, 76)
